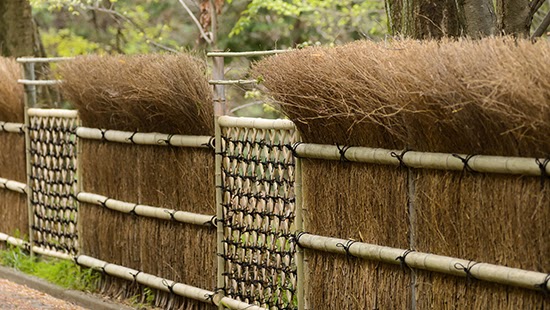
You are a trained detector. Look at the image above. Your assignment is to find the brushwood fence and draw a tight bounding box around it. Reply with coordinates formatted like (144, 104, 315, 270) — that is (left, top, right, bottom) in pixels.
(0, 55, 547, 310)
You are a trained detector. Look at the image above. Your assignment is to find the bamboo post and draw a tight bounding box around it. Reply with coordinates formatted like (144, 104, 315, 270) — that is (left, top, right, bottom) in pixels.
(295, 155, 308, 310)
(22, 62, 35, 256)
(75, 115, 82, 255)
(214, 119, 225, 309)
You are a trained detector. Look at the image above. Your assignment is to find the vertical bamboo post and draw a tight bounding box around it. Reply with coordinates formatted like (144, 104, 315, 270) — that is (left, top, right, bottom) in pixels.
(75, 116, 82, 256)
(407, 168, 417, 309)
(212, 56, 226, 115)
(295, 155, 308, 310)
(22, 62, 36, 256)
(214, 120, 225, 309)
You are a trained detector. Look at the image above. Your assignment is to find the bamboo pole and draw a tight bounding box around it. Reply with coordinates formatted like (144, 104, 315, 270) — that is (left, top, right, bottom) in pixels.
(0, 122, 25, 133)
(76, 255, 266, 310)
(16, 57, 74, 63)
(27, 108, 78, 118)
(0, 178, 27, 194)
(22, 63, 35, 257)
(294, 155, 308, 310)
(77, 192, 215, 227)
(75, 127, 212, 148)
(297, 234, 550, 292)
(209, 79, 257, 85)
(18, 79, 62, 86)
(293, 143, 550, 176)
(218, 116, 295, 130)
(207, 50, 291, 57)
(214, 118, 225, 309)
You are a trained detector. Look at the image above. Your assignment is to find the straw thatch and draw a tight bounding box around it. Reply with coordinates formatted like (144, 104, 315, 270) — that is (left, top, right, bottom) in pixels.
(58, 54, 213, 135)
(254, 38, 550, 308)
(0, 57, 24, 123)
(253, 38, 550, 157)
(80, 142, 216, 310)
(0, 58, 27, 239)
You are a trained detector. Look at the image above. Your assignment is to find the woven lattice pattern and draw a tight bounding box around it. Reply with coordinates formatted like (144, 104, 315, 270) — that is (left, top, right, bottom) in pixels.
(29, 114, 79, 255)
(219, 125, 299, 309)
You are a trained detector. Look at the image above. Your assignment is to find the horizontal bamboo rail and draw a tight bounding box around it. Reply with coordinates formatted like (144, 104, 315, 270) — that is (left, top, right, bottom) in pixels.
(298, 234, 550, 292)
(209, 79, 257, 85)
(0, 122, 24, 133)
(27, 108, 78, 118)
(16, 57, 74, 63)
(207, 50, 290, 57)
(77, 192, 215, 227)
(76, 127, 213, 148)
(76, 255, 267, 310)
(18, 79, 62, 86)
(218, 116, 295, 130)
(0, 233, 264, 309)
(294, 143, 550, 176)
(0, 178, 27, 194)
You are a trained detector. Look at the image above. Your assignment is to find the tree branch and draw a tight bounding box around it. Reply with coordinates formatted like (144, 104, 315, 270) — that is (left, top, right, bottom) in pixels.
(176, 0, 213, 45)
(531, 9, 550, 39)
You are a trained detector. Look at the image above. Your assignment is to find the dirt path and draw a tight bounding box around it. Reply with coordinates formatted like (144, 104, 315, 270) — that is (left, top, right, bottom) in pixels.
(0, 279, 88, 310)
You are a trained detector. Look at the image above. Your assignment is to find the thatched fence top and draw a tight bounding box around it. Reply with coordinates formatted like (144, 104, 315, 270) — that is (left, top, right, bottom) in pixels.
(253, 38, 550, 158)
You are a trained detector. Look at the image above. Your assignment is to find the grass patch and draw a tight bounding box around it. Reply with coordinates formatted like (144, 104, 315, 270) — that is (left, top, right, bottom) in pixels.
(0, 245, 99, 292)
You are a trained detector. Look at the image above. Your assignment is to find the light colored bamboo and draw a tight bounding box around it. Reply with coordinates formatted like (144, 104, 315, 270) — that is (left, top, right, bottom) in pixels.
(214, 117, 225, 309)
(207, 50, 290, 57)
(77, 192, 214, 227)
(18, 79, 62, 86)
(295, 156, 307, 310)
(0, 233, 72, 260)
(0, 177, 27, 194)
(218, 116, 295, 130)
(0, 122, 24, 133)
(27, 108, 78, 118)
(209, 79, 257, 85)
(16, 57, 74, 63)
(298, 234, 550, 292)
(76, 255, 267, 310)
(22, 67, 35, 256)
(76, 127, 212, 148)
(294, 143, 550, 176)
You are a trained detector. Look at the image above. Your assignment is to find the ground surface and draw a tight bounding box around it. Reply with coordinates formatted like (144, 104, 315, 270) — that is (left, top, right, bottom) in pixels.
(0, 278, 88, 309)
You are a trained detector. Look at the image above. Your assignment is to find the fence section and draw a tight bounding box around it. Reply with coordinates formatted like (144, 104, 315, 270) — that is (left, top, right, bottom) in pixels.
(217, 117, 300, 309)
(27, 109, 79, 255)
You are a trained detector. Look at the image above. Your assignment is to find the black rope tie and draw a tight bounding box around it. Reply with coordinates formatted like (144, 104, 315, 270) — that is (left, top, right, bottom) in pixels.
(207, 215, 217, 227)
(535, 274, 550, 295)
(99, 129, 107, 141)
(163, 209, 176, 221)
(289, 142, 303, 158)
(0, 123, 4, 132)
(159, 134, 175, 146)
(127, 131, 138, 144)
(535, 158, 550, 189)
(100, 263, 108, 274)
(129, 204, 139, 216)
(336, 144, 352, 162)
(452, 154, 477, 173)
(19, 125, 25, 135)
(454, 260, 479, 284)
(390, 149, 411, 169)
(129, 271, 141, 283)
(396, 249, 415, 271)
(162, 279, 176, 294)
(293, 231, 308, 246)
(336, 240, 357, 257)
(98, 198, 110, 208)
(202, 136, 215, 150)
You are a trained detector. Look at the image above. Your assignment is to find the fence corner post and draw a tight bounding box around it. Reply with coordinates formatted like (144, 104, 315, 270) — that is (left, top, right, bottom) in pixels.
(22, 61, 36, 256)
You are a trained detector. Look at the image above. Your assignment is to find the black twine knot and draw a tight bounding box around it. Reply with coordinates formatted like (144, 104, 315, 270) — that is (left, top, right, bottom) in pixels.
(452, 154, 477, 173)
(454, 260, 479, 284)
(163, 209, 176, 220)
(129, 204, 139, 216)
(202, 136, 215, 150)
(535, 274, 550, 295)
(289, 142, 303, 158)
(293, 231, 308, 246)
(127, 131, 138, 144)
(99, 129, 107, 141)
(336, 240, 357, 257)
(72, 255, 80, 266)
(159, 134, 175, 146)
(162, 279, 176, 294)
(535, 158, 550, 189)
(396, 249, 415, 271)
(98, 198, 110, 208)
(336, 144, 352, 162)
(390, 149, 411, 169)
(129, 271, 141, 283)
(206, 215, 217, 227)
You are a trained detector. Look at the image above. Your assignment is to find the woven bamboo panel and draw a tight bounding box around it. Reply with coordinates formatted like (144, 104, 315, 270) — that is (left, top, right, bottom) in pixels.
(28, 113, 79, 255)
(219, 124, 300, 309)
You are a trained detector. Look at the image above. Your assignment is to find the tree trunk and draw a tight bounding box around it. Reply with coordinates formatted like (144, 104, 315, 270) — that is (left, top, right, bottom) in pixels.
(458, 0, 496, 37)
(496, 0, 531, 37)
(0, 0, 38, 57)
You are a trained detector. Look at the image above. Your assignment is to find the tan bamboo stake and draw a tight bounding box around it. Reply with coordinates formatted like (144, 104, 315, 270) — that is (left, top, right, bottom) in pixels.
(297, 234, 550, 292)
(76, 127, 212, 148)
(294, 155, 308, 310)
(75, 115, 83, 255)
(77, 192, 215, 226)
(27, 108, 78, 118)
(214, 118, 225, 309)
(18, 79, 61, 86)
(17, 57, 74, 63)
(218, 116, 295, 130)
(207, 50, 290, 57)
(22, 62, 35, 257)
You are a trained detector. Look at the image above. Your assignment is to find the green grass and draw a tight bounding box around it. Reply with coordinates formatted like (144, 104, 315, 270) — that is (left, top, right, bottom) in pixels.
(0, 245, 99, 291)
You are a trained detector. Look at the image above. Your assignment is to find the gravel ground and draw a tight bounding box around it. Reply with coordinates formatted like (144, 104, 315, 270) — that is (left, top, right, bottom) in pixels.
(0, 279, 88, 310)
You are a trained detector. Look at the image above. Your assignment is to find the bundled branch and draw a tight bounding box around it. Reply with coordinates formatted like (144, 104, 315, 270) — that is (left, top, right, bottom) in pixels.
(58, 54, 214, 135)
(253, 38, 550, 158)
